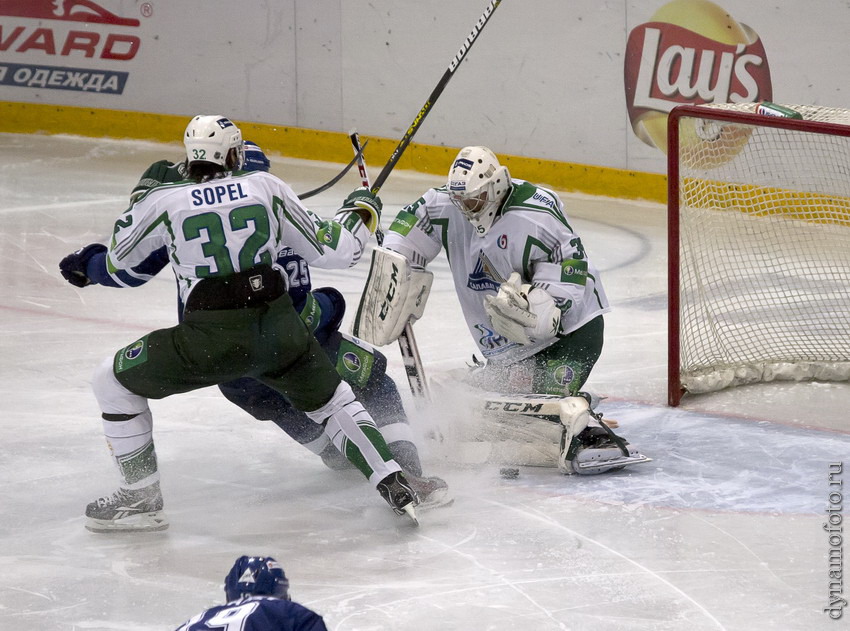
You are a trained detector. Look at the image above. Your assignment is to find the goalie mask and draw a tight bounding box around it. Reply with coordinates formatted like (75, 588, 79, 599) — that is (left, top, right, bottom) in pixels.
(184, 115, 244, 169)
(447, 146, 510, 236)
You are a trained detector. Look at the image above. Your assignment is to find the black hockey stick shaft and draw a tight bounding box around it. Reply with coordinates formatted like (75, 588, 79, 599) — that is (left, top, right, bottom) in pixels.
(349, 130, 430, 400)
(369, 0, 502, 194)
(297, 140, 369, 200)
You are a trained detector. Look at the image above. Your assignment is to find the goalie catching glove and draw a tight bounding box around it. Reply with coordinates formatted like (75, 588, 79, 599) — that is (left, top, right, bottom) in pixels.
(484, 272, 561, 345)
(340, 187, 382, 234)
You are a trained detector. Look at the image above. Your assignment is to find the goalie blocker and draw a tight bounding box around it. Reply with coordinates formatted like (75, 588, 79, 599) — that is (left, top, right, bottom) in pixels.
(352, 247, 433, 347)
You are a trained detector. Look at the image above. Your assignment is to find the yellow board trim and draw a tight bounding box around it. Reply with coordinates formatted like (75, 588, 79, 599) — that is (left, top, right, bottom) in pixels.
(1, 101, 666, 203)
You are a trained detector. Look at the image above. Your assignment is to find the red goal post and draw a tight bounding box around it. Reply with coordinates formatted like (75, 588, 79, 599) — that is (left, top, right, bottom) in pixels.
(667, 102, 850, 406)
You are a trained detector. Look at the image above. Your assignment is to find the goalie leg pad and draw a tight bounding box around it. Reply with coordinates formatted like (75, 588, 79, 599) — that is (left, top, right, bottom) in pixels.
(351, 247, 433, 347)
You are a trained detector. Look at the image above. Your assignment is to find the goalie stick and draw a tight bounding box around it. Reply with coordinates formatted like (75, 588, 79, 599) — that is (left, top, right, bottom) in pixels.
(347, 0, 504, 398)
(296, 140, 369, 200)
(369, 0, 503, 193)
(349, 130, 430, 399)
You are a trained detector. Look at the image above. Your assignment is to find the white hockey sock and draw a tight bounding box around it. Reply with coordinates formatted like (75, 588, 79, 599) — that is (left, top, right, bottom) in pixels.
(92, 357, 159, 489)
(102, 410, 159, 489)
(306, 382, 401, 485)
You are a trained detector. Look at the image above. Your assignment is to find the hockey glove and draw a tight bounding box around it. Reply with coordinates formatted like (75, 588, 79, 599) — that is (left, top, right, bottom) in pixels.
(484, 272, 561, 345)
(341, 187, 382, 233)
(59, 243, 107, 287)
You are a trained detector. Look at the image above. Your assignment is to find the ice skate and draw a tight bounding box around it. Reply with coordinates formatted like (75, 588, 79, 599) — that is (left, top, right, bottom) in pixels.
(85, 481, 168, 533)
(377, 471, 420, 525)
(558, 397, 650, 475)
(406, 474, 452, 510)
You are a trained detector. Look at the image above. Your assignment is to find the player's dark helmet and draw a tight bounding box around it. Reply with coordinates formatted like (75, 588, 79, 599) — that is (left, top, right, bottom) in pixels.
(242, 140, 271, 173)
(224, 556, 290, 602)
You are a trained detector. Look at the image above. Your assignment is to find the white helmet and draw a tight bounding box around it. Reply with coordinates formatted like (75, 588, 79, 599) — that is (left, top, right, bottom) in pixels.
(184, 115, 244, 169)
(447, 146, 510, 236)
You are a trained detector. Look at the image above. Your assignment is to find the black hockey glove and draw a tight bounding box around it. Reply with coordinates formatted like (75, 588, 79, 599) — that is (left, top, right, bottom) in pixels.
(341, 187, 382, 233)
(59, 243, 107, 287)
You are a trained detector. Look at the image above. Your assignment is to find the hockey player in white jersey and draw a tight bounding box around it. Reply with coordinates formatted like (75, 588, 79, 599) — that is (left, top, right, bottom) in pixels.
(355, 146, 648, 474)
(63, 115, 421, 531)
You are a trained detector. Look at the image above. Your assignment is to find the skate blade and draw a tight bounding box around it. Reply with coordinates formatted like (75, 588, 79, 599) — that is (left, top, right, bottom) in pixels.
(402, 503, 420, 527)
(574, 453, 652, 474)
(85, 511, 169, 533)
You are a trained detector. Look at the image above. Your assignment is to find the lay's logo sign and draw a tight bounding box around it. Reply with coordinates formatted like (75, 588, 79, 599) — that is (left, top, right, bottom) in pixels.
(624, 0, 773, 154)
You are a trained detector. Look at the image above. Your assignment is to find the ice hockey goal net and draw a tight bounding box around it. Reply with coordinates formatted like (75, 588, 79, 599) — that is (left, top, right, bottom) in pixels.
(668, 102, 850, 406)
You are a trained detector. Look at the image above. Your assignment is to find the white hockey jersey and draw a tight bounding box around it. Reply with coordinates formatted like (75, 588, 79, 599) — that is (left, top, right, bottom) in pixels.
(105, 170, 369, 305)
(382, 179, 610, 365)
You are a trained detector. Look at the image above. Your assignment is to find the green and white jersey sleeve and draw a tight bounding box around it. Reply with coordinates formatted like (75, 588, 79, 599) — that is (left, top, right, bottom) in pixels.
(107, 170, 368, 305)
(384, 179, 610, 365)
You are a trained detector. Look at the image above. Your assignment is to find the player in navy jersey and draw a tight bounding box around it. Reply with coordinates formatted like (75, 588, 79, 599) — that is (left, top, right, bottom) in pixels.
(175, 555, 327, 631)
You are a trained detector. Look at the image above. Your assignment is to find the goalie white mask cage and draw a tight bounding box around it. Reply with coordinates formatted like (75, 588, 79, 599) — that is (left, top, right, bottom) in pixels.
(667, 102, 850, 406)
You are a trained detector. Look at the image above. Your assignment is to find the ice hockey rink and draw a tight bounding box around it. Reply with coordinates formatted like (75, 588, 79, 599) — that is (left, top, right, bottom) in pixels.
(2, 133, 848, 630)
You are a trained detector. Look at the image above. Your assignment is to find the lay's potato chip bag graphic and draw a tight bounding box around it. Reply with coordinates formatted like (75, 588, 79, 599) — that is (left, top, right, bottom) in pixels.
(624, 0, 773, 155)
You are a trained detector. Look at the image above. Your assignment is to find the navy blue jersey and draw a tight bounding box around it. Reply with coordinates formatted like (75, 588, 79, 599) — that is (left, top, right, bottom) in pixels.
(175, 596, 327, 631)
(276, 246, 312, 311)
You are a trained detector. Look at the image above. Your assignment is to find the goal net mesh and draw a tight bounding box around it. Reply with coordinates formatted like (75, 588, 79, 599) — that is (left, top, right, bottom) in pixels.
(671, 103, 850, 399)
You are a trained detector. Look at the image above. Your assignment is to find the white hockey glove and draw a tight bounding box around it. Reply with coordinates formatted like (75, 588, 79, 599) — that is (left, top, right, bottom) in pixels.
(483, 272, 561, 345)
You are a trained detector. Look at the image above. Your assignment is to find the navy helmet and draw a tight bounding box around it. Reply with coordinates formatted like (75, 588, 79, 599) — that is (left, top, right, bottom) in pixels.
(224, 556, 290, 602)
(243, 140, 271, 172)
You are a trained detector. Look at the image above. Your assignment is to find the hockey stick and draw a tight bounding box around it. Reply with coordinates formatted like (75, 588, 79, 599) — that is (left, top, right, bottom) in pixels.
(368, 0, 502, 194)
(349, 130, 430, 400)
(346, 0, 503, 399)
(296, 140, 369, 200)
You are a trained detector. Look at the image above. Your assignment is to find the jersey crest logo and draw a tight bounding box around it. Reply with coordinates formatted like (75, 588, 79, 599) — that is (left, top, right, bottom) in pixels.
(466, 252, 502, 292)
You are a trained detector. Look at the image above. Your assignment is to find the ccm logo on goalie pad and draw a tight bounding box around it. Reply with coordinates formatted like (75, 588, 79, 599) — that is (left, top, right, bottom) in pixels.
(484, 401, 545, 413)
(379, 262, 399, 321)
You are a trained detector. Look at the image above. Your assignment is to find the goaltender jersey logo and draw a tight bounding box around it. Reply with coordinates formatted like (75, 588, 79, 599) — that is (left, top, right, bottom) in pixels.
(466, 253, 501, 292)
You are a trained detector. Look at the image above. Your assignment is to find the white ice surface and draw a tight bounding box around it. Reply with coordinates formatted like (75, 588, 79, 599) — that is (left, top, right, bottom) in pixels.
(1, 134, 848, 630)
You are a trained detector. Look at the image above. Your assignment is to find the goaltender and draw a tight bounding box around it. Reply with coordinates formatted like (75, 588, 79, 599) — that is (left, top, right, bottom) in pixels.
(354, 146, 649, 474)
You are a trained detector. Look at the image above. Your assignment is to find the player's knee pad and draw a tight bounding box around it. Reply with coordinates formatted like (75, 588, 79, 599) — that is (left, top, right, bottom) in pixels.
(304, 381, 356, 423)
(91, 356, 148, 417)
